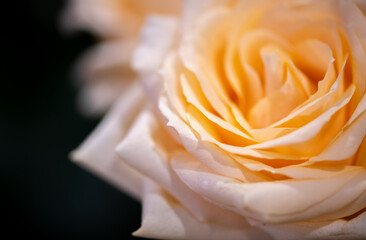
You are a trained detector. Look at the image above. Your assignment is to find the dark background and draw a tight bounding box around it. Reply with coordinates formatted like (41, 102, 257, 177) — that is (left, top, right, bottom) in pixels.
(2, 1, 144, 239)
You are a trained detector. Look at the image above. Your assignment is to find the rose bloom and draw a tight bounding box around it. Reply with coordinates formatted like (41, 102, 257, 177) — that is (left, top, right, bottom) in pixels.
(63, 0, 181, 115)
(67, 0, 366, 239)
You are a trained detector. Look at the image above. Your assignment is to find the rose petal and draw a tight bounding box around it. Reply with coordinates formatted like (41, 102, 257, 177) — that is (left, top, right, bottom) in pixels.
(355, 137, 366, 166)
(180, 66, 255, 141)
(71, 82, 145, 199)
(62, 0, 130, 37)
(269, 56, 337, 128)
(77, 41, 136, 79)
(247, 85, 355, 151)
(172, 152, 366, 223)
(133, 15, 178, 103)
(339, 0, 366, 97)
(180, 6, 235, 121)
(62, 0, 181, 38)
(159, 95, 292, 178)
(134, 179, 272, 240)
(234, 154, 366, 180)
(310, 110, 366, 162)
(161, 94, 307, 160)
(256, 211, 366, 240)
(77, 79, 132, 116)
(75, 40, 136, 115)
(115, 107, 252, 223)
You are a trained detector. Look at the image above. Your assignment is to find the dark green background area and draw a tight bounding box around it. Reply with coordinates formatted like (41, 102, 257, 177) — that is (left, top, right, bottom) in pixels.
(2, 1, 144, 239)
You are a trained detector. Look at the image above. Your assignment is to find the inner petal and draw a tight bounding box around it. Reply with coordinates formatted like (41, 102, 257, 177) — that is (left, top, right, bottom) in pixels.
(248, 66, 309, 128)
(261, 45, 286, 95)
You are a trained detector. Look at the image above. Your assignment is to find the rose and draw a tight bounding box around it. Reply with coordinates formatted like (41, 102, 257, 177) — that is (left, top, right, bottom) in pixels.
(71, 0, 366, 239)
(63, 0, 181, 115)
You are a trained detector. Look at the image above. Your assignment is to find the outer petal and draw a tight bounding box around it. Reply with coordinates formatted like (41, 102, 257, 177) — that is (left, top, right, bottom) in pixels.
(132, 15, 179, 103)
(62, 0, 181, 38)
(62, 0, 128, 37)
(75, 40, 136, 115)
(172, 152, 366, 224)
(71, 82, 145, 199)
(115, 107, 252, 225)
(256, 211, 366, 240)
(134, 178, 272, 240)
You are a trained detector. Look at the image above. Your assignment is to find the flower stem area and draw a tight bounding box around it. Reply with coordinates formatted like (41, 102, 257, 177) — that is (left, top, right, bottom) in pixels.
(1, 1, 145, 239)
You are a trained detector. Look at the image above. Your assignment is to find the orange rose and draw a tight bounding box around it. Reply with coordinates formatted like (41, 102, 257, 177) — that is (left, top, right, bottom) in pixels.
(71, 0, 366, 239)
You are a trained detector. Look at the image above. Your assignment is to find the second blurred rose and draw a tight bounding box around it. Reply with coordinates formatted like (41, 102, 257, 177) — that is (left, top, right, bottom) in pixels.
(63, 0, 181, 115)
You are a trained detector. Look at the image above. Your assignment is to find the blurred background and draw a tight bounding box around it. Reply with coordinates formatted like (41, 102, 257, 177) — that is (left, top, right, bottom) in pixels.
(2, 1, 144, 239)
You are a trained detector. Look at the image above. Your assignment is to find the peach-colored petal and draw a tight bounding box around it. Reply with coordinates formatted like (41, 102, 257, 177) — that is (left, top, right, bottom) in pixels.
(160, 95, 306, 161)
(115, 106, 257, 223)
(180, 72, 255, 142)
(310, 110, 366, 162)
(158, 96, 254, 180)
(248, 85, 355, 150)
(248, 67, 309, 128)
(355, 137, 366, 166)
(339, 0, 366, 98)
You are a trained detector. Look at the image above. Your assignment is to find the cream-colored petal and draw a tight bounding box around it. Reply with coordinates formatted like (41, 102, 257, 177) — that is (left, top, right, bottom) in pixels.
(76, 41, 136, 80)
(75, 40, 136, 115)
(255, 211, 366, 240)
(181, 0, 233, 34)
(115, 107, 253, 223)
(77, 78, 132, 116)
(173, 153, 366, 223)
(133, 15, 178, 103)
(71, 82, 145, 199)
(62, 0, 181, 38)
(135, 179, 272, 240)
(159, 95, 304, 186)
(180, 6, 235, 121)
(62, 0, 129, 37)
(133, 16, 178, 74)
(159, 96, 268, 179)
(162, 53, 187, 120)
